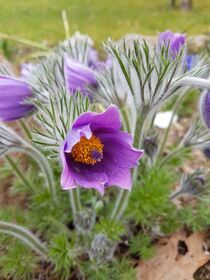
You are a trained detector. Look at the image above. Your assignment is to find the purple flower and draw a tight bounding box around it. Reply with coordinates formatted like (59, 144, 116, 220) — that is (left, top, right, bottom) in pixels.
(64, 56, 97, 96)
(200, 92, 210, 129)
(0, 76, 34, 121)
(203, 145, 210, 160)
(60, 105, 143, 195)
(186, 54, 197, 71)
(158, 30, 186, 55)
(88, 49, 113, 70)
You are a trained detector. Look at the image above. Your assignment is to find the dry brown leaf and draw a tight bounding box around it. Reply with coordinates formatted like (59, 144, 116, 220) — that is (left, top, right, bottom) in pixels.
(137, 231, 210, 280)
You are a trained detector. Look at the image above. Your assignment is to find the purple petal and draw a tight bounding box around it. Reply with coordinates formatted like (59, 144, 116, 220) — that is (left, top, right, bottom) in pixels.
(73, 105, 121, 131)
(158, 30, 173, 42)
(60, 143, 76, 190)
(0, 95, 29, 108)
(94, 128, 133, 145)
(60, 148, 108, 195)
(99, 157, 132, 190)
(65, 124, 92, 153)
(96, 130, 143, 168)
(201, 92, 210, 129)
(170, 35, 186, 53)
(73, 156, 132, 191)
(88, 48, 113, 71)
(0, 76, 31, 98)
(0, 105, 34, 121)
(88, 48, 99, 69)
(0, 76, 33, 121)
(64, 56, 97, 96)
(70, 165, 108, 195)
(158, 30, 186, 54)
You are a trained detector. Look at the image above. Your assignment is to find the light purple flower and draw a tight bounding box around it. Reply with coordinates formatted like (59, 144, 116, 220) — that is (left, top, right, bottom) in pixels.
(200, 92, 210, 129)
(64, 56, 97, 96)
(60, 105, 143, 195)
(203, 145, 210, 160)
(88, 49, 113, 70)
(0, 76, 34, 121)
(186, 54, 197, 71)
(158, 30, 186, 55)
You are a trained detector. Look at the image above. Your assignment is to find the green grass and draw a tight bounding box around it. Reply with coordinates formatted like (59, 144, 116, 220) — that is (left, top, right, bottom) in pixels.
(0, 0, 210, 45)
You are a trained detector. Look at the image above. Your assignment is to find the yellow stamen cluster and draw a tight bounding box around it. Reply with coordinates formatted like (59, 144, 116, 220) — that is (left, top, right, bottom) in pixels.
(71, 135, 104, 165)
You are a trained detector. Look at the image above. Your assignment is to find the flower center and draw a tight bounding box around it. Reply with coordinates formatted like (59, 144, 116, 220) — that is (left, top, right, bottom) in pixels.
(71, 135, 104, 165)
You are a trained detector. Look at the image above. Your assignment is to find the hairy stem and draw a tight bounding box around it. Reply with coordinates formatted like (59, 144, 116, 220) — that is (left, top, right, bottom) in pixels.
(159, 145, 187, 167)
(155, 93, 186, 162)
(111, 189, 129, 220)
(170, 190, 183, 200)
(0, 221, 47, 259)
(69, 188, 81, 215)
(121, 107, 131, 133)
(111, 106, 147, 221)
(133, 107, 148, 149)
(174, 76, 210, 89)
(22, 144, 58, 205)
(5, 155, 33, 190)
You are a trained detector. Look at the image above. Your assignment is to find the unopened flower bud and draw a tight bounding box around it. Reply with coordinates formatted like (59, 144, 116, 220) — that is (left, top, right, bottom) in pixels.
(170, 169, 207, 199)
(89, 233, 115, 264)
(203, 145, 210, 160)
(95, 200, 104, 213)
(200, 92, 210, 129)
(142, 134, 158, 158)
(158, 30, 186, 57)
(74, 209, 95, 233)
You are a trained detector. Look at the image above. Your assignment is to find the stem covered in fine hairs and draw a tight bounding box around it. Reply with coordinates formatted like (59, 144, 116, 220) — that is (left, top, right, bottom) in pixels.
(5, 155, 33, 190)
(173, 76, 210, 89)
(111, 106, 147, 221)
(69, 188, 82, 215)
(0, 221, 47, 259)
(159, 145, 187, 167)
(155, 92, 186, 163)
(21, 144, 58, 205)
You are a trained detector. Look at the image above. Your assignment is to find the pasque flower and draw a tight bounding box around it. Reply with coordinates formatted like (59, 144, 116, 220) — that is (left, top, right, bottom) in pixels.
(64, 56, 97, 96)
(203, 145, 210, 160)
(200, 92, 210, 129)
(158, 30, 186, 56)
(0, 76, 34, 121)
(60, 105, 143, 194)
(88, 48, 113, 70)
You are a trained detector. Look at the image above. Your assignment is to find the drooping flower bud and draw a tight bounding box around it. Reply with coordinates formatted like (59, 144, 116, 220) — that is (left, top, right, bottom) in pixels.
(200, 92, 210, 129)
(0, 76, 34, 121)
(186, 54, 197, 71)
(170, 169, 207, 199)
(89, 234, 115, 264)
(142, 133, 158, 158)
(158, 30, 186, 56)
(64, 56, 97, 97)
(74, 209, 95, 233)
(88, 48, 113, 71)
(203, 145, 210, 160)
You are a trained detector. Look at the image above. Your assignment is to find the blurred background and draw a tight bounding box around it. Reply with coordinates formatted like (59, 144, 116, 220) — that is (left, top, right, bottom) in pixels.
(0, 0, 209, 45)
